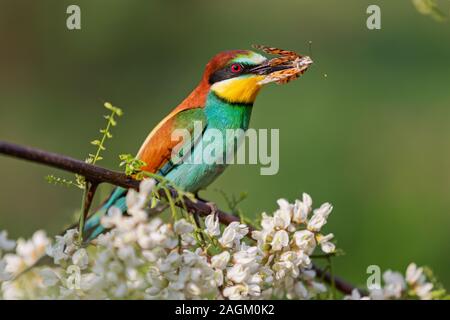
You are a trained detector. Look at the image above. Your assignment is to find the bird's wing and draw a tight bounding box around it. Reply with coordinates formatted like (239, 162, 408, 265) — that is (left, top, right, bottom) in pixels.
(137, 107, 207, 175)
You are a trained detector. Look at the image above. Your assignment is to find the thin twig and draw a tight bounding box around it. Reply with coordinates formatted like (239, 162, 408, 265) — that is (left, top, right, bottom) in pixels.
(78, 181, 98, 242)
(0, 140, 362, 295)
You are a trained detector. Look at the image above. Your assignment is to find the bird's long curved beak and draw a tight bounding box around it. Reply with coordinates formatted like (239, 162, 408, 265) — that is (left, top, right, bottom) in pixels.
(249, 56, 314, 76)
(249, 63, 291, 75)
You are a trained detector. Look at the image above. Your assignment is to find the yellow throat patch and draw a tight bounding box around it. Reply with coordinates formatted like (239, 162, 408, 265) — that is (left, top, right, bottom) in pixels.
(211, 75, 265, 105)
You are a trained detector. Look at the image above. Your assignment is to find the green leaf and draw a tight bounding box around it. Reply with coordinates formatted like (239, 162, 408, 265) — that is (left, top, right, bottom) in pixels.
(104, 102, 112, 109)
(412, 0, 447, 21)
(104, 102, 123, 116)
(115, 108, 124, 116)
(91, 140, 101, 146)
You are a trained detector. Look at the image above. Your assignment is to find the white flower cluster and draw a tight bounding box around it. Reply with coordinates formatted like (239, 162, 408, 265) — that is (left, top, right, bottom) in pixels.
(0, 180, 445, 300)
(0, 230, 50, 299)
(248, 194, 334, 299)
(346, 263, 436, 300)
(0, 231, 16, 283)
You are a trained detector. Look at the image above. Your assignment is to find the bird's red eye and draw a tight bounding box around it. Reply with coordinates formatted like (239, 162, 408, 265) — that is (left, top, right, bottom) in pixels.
(230, 63, 243, 73)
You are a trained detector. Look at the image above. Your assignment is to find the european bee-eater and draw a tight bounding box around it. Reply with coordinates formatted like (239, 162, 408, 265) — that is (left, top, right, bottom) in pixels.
(84, 49, 312, 240)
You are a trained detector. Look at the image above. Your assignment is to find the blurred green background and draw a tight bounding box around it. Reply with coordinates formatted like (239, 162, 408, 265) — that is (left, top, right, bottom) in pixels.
(1, 0, 449, 288)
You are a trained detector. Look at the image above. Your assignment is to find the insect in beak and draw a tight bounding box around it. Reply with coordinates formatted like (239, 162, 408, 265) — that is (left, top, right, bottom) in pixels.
(251, 44, 314, 85)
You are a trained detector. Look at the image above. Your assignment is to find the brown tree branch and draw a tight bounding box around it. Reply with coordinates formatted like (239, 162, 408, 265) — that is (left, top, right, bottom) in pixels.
(0, 140, 362, 295)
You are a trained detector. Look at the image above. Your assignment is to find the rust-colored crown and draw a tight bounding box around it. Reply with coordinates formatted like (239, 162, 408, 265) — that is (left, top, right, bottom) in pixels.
(173, 50, 251, 113)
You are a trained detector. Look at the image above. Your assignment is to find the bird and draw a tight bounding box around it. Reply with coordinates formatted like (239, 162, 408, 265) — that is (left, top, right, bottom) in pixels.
(82, 48, 309, 241)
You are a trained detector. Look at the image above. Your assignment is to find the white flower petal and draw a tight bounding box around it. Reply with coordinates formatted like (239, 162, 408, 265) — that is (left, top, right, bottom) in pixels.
(211, 251, 230, 270)
(205, 213, 220, 237)
(0, 231, 16, 251)
(271, 230, 289, 251)
(173, 219, 194, 235)
(72, 248, 89, 269)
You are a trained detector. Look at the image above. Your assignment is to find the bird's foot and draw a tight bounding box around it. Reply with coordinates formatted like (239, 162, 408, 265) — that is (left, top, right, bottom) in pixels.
(205, 201, 218, 216)
(194, 192, 218, 216)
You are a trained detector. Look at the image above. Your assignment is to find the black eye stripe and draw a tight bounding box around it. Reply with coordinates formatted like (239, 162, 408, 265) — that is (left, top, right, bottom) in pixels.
(209, 63, 255, 84)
